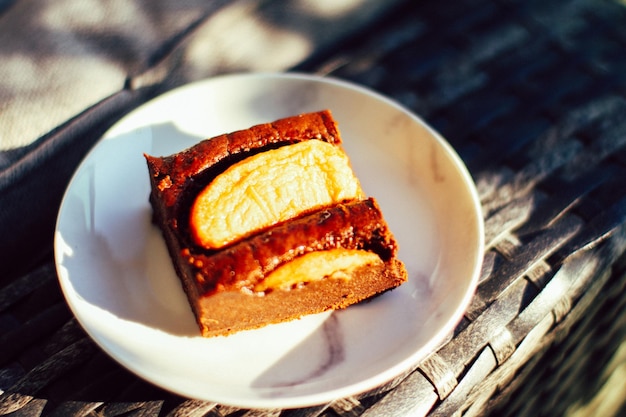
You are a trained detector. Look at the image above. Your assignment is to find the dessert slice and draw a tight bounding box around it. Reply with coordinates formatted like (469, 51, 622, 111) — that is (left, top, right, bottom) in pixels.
(145, 110, 407, 337)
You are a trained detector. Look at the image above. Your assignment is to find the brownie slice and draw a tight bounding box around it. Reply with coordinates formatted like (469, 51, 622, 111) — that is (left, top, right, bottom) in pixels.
(145, 110, 407, 337)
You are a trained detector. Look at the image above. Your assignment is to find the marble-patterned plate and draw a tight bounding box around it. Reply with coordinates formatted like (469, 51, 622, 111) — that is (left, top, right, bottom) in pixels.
(54, 73, 484, 409)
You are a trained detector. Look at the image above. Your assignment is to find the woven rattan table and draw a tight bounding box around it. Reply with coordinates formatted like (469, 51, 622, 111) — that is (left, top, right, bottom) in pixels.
(2, 0, 626, 416)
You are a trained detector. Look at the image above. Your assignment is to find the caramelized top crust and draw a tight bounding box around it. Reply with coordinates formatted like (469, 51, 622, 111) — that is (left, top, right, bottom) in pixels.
(182, 198, 398, 296)
(144, 110, 402, 299)
(144, 110, 341, 209)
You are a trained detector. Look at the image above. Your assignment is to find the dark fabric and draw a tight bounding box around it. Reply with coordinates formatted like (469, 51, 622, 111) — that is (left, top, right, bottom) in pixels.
(0, 0, 407, 278)
(0, 89, 150, 278)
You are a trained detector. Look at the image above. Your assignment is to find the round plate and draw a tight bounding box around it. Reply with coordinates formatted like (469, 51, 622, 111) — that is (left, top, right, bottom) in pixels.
(54, 72, 484, 409)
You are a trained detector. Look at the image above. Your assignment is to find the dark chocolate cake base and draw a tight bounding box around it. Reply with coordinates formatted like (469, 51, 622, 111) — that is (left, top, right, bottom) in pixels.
(145, 111, 407, 337)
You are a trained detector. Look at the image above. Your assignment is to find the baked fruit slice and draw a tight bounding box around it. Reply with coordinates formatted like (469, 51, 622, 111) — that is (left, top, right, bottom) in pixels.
(145, 110, 407, 337)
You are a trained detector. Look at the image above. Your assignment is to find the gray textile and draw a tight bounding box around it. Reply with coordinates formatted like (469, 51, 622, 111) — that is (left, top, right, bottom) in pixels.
(0, 0, 404, 276)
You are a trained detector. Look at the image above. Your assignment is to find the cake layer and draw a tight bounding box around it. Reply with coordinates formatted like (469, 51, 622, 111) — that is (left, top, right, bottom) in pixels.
(196, 259, 406, 337)
(179, 198, 398, 296)
(145, 110, 341, 211)
(153, 195, 405, 337)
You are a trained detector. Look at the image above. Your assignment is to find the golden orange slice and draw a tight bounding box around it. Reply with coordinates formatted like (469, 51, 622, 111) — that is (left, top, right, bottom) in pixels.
(254, 249, 382, 292)
(190, 140, 363, 249)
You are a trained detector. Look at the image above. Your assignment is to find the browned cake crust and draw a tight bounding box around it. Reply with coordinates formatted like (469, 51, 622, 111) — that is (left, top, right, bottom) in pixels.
(145, 110, 407, 337)
(195, 257, 407, 337)
(145, 110, 341, 210)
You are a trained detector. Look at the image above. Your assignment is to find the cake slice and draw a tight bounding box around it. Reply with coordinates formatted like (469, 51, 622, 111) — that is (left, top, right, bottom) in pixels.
(145, 110, 407, 337)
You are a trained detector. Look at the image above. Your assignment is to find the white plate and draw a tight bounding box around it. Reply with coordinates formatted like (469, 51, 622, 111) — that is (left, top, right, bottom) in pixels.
(54, 73, 484, 409)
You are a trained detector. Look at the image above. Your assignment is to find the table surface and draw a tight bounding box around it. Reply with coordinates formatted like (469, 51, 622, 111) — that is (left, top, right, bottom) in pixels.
(2, 0, 626, 416)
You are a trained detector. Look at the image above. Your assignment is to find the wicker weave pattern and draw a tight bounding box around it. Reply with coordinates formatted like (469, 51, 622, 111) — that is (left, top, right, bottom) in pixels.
(2, 0, 626, 415)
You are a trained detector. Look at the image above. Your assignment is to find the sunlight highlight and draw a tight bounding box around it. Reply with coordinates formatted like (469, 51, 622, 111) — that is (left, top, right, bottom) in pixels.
(297, 0, 368, 17)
